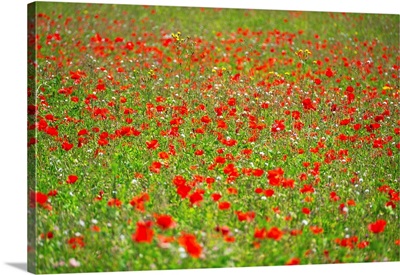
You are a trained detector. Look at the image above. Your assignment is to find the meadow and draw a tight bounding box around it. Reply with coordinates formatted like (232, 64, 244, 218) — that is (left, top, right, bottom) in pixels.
(27, 2, 399, 273)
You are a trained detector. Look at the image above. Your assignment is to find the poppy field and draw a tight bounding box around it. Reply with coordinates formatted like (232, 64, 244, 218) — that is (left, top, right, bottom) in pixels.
(27, 2, 399, 274)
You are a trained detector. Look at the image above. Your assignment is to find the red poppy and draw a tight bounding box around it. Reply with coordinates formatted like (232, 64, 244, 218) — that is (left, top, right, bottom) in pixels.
(58, 87, 73, 95)
(373, 139, 384, 148)
(224, 236, 235, 243)
(339, 118, 351, 126)
(62, 141, 73, 151)
(99, 132, 108, 139)
(28, 137, 38, 147)
(30, 191, 48, 207)
(66, 175, 78, 184)
(267, 167, 284, 186)
(330, 192, 340, 201)
(235, 211, 255, 222)
(309, 225, 324, 234)
(107, 198, 122, 207)
(290, 229, 302, 236)
(158, 151, 169, 159)
(299, 173, 308, 181)
(132, 221, 154, 243)
(217, 120, 228, 129)
(70, 70, 86, 80)
(98, 138, 108, 146)
(223, 163, 238, 176)
(94, 190, 104, 201)
(271, 120, 285, 133)
(231, 73, 240, 82)
(218, 201, 231, 210)
(189, 190, 204, 206)
(240, 149, 252, 157)
(215, 225, 230, 236)
(176, 184, 191, 199)
(286, 258, 300, 265)
(149, 161, 162, 173)
(95, 82, 106, 91)
(173, 175, 186, 186)
(368, 219, 387, 234)
(254, 227, 267, 239)
(357, 241, 370, 249)
(130, 193, 150, 212)
(302, 207, 311, 215)
(194, 149, 204, 156)
(45, 231, 54, 239)
(267, 227, 283, 241)
(211, 193, 222, 201)
(282, 178, 295, 188)
(252, 168, 264, 177)
(155, 214, 176, 230)
(67, 236, 85, 249)
(302, 98, 316, 111)
(385, 201, 396, 209)
(222, 138, 237, 147)
(347, 199, 356, 206)
(291, 110, 301, 120)
(78, 129, 89, 136)
(215, 156, 226, 164)
(155, 235, 174, 250)
(200, 115, 212, 124)
(227, 187, 238, 195)
(241, 168, 252, 176)
(353, 124, 362, 131)
(146, 139, 159, 150)
(227, 97, 236, 106)
(205, 177, 215, 186)
(325, 68, 334, 77)
(125, 41, 134, 50)
(47, 190, 58, 197)
(300, 184, 315, 194)
(294, 121, 305, 131)
(178, 233, 202, 258)
(28, 104, 38, 115)
(264, 189, 274, 197)
(45, 127, 58, 137)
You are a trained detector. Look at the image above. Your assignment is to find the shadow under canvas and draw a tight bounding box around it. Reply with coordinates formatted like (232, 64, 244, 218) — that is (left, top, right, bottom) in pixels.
(6, 262, 27, 272)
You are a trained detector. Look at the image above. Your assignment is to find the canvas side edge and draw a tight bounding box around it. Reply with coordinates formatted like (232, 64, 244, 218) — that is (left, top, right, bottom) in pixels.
(27, 2, 38, 274)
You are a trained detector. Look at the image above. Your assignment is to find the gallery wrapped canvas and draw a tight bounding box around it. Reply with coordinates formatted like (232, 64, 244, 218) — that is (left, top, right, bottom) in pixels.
(27, 1, 399, 274)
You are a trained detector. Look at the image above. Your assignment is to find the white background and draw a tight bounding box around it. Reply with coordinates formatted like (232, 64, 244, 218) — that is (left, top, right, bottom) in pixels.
(0, 0, 398, 275)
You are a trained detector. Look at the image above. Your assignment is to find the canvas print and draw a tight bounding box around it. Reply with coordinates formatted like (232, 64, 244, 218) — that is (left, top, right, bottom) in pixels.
(27, 1, 399, 274)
